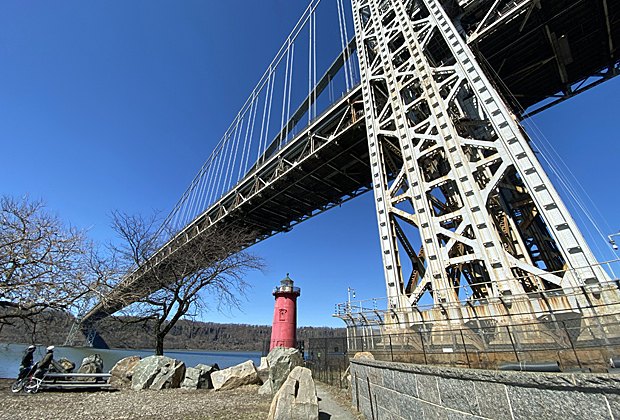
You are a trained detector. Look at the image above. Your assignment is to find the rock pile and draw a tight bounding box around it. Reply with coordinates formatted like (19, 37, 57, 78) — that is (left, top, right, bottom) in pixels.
(107, 355, 266, 393)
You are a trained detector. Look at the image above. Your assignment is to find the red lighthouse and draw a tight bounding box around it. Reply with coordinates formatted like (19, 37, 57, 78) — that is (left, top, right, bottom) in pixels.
(269, 274, 301, 350)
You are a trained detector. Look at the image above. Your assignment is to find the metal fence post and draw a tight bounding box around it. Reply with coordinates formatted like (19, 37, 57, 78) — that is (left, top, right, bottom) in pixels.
(419, 330, 428, 364)
(460, 329, 471, 368)
(562, 320, 583, 369)
(389, 334, 394, 361)
(506, 325, 520, 362)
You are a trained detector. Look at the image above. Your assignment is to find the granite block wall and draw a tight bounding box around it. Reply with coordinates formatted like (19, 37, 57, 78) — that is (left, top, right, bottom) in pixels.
(351, 359, 620, 419)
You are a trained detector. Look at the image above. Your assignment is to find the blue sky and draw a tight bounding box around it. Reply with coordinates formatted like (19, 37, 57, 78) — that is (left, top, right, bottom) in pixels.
(1, 1, 618, 328)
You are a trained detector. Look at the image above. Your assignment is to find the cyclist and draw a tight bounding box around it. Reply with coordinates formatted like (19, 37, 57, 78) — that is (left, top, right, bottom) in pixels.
(17, 345, 36, 380)
(32, 346, 54, 380)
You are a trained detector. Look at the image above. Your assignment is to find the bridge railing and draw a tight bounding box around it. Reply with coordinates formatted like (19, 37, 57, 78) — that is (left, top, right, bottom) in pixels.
(334, 258, 620, 320)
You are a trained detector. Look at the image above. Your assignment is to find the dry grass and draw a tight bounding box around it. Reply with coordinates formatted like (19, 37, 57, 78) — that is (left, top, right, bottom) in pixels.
(0, 380, 271, 420)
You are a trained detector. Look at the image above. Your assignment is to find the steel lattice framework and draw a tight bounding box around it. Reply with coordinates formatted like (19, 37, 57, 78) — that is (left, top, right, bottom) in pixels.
(350, 0, 608, 320)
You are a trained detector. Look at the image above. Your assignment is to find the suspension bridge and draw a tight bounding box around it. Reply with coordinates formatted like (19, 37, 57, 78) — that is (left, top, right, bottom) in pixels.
(74, 0, 620, 360)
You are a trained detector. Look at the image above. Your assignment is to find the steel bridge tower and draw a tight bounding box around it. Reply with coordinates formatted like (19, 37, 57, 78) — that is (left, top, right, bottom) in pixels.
(349, 0, 609, 327)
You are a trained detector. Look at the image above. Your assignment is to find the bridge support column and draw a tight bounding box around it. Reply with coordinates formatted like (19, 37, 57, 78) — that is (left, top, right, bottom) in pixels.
(350, 0, 607, 324)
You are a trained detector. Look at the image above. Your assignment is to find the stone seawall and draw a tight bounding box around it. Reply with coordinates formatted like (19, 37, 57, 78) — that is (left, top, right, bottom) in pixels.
(351, 359, 620, 419)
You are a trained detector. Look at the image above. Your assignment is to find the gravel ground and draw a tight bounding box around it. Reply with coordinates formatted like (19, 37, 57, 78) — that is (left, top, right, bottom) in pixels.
(0, 380, 272, 420)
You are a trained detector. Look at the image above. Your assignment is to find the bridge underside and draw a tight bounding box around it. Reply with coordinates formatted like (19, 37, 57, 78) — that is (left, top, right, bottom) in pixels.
(85, 0, 619, 325)
(463, 0, 620, 116)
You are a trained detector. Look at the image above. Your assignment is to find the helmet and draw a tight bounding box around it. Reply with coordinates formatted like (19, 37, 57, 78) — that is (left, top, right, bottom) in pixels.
(27, 345, 36, 351)
(46, 345, 55, 352)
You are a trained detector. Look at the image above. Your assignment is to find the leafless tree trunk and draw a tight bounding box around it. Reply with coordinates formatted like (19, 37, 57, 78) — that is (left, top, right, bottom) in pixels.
(109, 211, 264, 355)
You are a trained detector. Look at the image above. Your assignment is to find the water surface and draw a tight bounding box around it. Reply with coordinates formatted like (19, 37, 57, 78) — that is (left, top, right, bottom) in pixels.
(0, 343, 261, 379)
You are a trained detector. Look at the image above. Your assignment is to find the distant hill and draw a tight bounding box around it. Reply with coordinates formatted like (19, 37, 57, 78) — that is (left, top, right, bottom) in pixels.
(0, 309, 344, 352)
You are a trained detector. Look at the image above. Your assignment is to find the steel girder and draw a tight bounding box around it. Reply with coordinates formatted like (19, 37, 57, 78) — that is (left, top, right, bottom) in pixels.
(350, 0, 607, 317)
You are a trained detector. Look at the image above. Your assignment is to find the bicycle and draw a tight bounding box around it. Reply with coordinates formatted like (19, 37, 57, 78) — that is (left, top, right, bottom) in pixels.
(10, 365, 37, 393)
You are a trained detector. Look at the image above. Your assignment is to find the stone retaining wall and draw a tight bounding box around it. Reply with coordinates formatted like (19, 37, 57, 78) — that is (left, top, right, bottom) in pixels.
(351, 359, 620, 419)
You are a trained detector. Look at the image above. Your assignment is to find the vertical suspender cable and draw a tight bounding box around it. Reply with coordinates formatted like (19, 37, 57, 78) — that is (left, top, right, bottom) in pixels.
(258, 69, 272, 165)
(263, 67, 276, 162)
(197, 163, 213, 215)
(206, 147, 223, 205)
(280, 41, 291, 150)
(226, 116, 244, 190)
(221, 121, 238, 196)
(313, 11, 317, 119)
(285, 43, 295, 144)
(245, 91, 259, 174)
(340, 0, 354, 87)
(239, 94, 254, 180)
(336, 0, 351, 91)
(308, 13, 313, 125)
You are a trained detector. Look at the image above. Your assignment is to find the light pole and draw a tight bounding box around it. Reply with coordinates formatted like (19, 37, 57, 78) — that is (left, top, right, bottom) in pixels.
(609, 232, 620, 251)
(347, 287, 356, 312)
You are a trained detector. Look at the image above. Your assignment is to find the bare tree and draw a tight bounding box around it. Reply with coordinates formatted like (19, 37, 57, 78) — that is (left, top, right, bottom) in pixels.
(109, 211, 264, 355)
(0, 196, 98, 334)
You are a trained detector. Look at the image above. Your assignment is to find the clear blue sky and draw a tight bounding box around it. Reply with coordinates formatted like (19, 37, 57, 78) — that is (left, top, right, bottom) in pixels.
(1, 1, 618, 328)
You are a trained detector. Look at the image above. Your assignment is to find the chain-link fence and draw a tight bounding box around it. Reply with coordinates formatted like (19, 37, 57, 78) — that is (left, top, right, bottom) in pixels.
(305, 336, 350, 388)
(300, 310, 620, 389)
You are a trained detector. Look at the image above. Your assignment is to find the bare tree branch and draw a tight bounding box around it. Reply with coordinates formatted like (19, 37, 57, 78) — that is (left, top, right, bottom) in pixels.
(107, 211, 265, 355)
(0, 195, 105, 330)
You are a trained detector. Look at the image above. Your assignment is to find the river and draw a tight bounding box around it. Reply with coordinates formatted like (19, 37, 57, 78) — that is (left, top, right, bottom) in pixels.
(0, 343, 262, 379)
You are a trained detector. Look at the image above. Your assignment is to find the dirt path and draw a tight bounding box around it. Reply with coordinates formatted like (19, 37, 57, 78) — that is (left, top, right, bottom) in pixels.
(316, 383, 364, 420)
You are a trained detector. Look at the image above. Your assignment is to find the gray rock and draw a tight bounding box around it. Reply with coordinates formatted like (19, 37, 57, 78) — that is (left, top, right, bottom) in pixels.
(259, 347, 304, 395)
(110, 356, 141, 389)
(181, 367, 202, 389)
(77, 354, 104, 381)
(131, 355, 186, 390)
(267, 366, 318, 420)
(211, 360, 260, 391)
(257, 357, 269, 383)
(259, 381, 273, 395)
(78, 354, 104, 374)
(55, 358, 76, 373)
(195, 363, 219, 389)
(181, 364, 219, 389)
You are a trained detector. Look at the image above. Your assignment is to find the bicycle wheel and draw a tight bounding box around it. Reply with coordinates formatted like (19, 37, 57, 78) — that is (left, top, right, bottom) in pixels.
(24, 380, 39, 394)
(10, 379, 25, 393)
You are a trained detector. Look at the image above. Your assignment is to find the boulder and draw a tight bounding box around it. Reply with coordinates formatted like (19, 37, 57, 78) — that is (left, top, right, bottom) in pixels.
(77, 354, 104, 382)
(352, 351, 375, 360)
(181, 367, 202, 389)
(211, 360, 260, 391)
(181, 364, 219, 389)
(259, 347, 304, 395)
(131, 356, 186, 390)
(267, 366, 318, 420)
(257, 357, 269, 383)
(110, 356, 141, 389)
(53, 358, 75, 373)
(78, 354, 104, 374)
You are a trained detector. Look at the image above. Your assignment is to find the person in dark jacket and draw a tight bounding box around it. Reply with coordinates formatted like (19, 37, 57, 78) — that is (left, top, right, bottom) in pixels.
(33, 346, 54, 380)
(17, 345, 36, 380)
